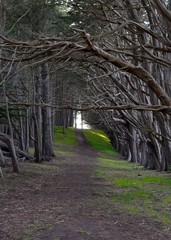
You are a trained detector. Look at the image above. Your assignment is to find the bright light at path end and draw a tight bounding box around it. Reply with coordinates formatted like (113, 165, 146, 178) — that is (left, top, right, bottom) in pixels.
(74, 112, 90, 129)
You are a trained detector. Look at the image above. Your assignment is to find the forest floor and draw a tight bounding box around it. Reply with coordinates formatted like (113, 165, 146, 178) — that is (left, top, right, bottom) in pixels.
(0, 129, 171, 240)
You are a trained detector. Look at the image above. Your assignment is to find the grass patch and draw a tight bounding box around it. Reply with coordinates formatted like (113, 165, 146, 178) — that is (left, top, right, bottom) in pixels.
(112, 190, 152, 202)
(54, 148, 74, 157)
(77, 229, 90, 235)
(113, 178, 142, 188)
(22, 224, 37, 240)
(21, 223, 55, 240)
(30, 163, 59, 171)
(141, 176, 171, 186)
(98, 157, 137, 170)
(83, 129, 117, 155)
(95, 155, 171, 226)
(54, 126, 77, 146)
(113, 176, 171, 188)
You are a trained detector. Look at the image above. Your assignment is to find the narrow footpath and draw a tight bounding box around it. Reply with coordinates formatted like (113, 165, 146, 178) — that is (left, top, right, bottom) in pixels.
(0, 130, 170, 240)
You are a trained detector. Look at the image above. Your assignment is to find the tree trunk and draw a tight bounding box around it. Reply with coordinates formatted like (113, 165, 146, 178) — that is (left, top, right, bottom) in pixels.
(128, 124, 138, 163)
(0, 133, 19, 173)
(19, 113, 25, 151)
(0, 147, 5, 167)
(41, 63, 55, 157)
(33, 70, 42, 163)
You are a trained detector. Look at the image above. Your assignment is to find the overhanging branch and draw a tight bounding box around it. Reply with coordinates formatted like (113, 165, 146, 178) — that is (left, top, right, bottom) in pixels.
(0, 102, 171, 114)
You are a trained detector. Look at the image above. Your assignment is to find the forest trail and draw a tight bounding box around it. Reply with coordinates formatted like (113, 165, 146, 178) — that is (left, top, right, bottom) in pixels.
(0, 130, 170, 240)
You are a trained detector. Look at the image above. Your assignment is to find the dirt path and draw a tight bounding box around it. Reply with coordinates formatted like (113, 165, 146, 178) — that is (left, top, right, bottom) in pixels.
(0, 130, 170, 240)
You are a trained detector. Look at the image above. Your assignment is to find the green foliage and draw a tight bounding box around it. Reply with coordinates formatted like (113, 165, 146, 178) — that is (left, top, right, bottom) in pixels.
(5, 0, 74, 39)
(54, 126, 78, 146)
(66, 0, 106, 34)
(0, 106, 26, 123)
(95, 155, 171, 226)
(83, 129, 117, 155)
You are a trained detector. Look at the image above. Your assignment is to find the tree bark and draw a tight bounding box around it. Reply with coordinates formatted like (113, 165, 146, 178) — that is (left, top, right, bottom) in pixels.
(41, 63, 55, 157)
(0, 133, 19, 172)
(0, 147, 5, 167)
(33, 70, 42, 163)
